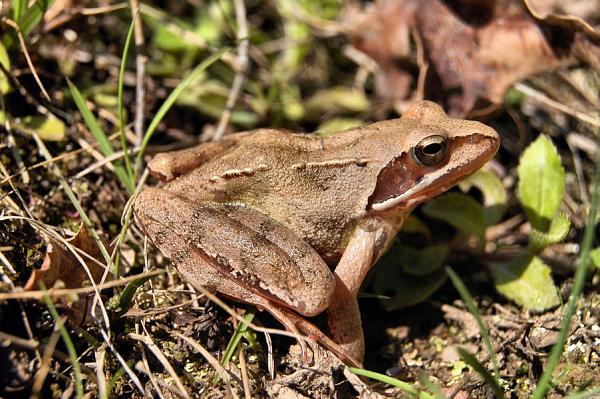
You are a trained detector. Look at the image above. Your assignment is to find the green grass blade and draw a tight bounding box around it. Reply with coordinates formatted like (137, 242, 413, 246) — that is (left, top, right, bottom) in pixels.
(221, 310, 255, 366)
(31, 133, 112, 266)
(117, 16, 136, 187)
(19, 0, 52, 36)
(42, 286, 84, 398)
(107, 359, 135, 396)
(446, 266, 500, 382)
(349, 367, 420, 397)
(134, 47, 230, 177)
(67, 79, 136, 194)
(457, 348, 504, 399)
(532, 130, 600, 399)
(118, 274, 153, 312)
(4, 0, 53, 49)
(11, 0, 27, 23)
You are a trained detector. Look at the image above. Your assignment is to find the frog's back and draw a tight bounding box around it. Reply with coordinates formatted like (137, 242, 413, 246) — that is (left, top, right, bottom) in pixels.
(164, 128, 386, 263)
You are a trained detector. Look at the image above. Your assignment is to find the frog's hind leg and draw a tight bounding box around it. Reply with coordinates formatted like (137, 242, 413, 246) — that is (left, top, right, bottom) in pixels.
(135, 189, 336, 316)
(147, 132, 253, 181)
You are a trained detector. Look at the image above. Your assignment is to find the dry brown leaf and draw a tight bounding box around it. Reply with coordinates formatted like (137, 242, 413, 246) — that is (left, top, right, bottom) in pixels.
(25, 226, 108, 291)
(343, 0, 600, 116)
(24, 226, 110, 324)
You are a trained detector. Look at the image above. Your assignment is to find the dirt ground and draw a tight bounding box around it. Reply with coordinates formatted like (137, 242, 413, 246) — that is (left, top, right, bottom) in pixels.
(1, 0, 600, 398)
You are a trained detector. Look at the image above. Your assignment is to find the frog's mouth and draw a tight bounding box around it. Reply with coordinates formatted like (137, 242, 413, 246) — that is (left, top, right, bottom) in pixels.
(369, 133, 499, 211)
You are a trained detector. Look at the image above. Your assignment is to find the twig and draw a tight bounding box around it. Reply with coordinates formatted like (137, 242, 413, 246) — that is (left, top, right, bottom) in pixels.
(0, 148, 34, 221)
(128, 0, 147, 146)
(74, 147, 139, 180)
(0, 132, 126, 187)
(176, 332, 239, 399)
(0, 331, 39, 349)
(238, 345, 252, 399)
(129, 332, 192, 399)
(0, 266, 166, 300)
(94, 344, 108, 399)
(2, 18, 51, 102)
(514, 82, 600, 128)
(31, 328, 61, 399)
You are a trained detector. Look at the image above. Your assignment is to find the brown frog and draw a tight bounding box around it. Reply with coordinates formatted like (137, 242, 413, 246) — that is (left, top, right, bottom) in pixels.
(134, 101, 500, 366)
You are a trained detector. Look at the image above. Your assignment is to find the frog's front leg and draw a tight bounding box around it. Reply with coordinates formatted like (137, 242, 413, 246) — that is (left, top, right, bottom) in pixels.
(327, 219, 398, 362)
(134, 188, 336, 317)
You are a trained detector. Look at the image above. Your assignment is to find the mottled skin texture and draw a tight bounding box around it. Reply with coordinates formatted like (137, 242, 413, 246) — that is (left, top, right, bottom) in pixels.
(134, 101, 500, 366)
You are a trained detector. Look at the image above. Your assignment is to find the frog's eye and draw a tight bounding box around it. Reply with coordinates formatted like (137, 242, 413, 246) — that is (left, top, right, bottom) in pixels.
(413, 134, 448, 166)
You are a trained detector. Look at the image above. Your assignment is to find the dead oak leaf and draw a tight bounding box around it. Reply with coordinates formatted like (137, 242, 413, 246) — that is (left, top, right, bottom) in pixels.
(24, 226, 112, 325)
(25, 226, 110, 294)
(344, 0, 600, 116)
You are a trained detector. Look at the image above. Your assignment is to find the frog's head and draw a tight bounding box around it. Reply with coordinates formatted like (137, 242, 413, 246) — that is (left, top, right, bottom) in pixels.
(369, 101, 500, 211)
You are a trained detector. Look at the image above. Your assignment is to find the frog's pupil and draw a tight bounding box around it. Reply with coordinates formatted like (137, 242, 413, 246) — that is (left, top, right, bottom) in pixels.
(424, 143, 442, 155)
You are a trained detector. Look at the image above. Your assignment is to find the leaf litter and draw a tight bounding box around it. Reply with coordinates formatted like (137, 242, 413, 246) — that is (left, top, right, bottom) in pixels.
(0, 0, 599, 397)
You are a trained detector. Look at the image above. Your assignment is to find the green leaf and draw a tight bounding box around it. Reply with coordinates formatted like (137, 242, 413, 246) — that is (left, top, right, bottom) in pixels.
(221, 310, 255, 367)
(491, 255, 560, 311)
(15, 114, 66, 141)
(117, 275, 153, 312)
(152, 25, 193, 52)
(504, 87, 525, 107)
(590, 248, 600, 269)
(280, 86, 305, 121)
(532, 117, 600, 399)
(383, 243, 449, 276)
(517, 135, 565, 231)
(529, 212, 571, 253)
(459, 169, 507, 225)
(11, 0, 27, 22)
(4, 0, 54, 49)
(374, 261, 447, 310)
(400, 215, 432, 238)
(315, 118, 365, 137)
(0, 41, 11, 94)
(446, 267, 500, 382)
(306, 88, 370, 115)
(422, 192, 486, 241)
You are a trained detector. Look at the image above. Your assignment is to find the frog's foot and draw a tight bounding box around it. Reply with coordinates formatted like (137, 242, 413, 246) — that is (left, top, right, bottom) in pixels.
(265, 304, 363, 368)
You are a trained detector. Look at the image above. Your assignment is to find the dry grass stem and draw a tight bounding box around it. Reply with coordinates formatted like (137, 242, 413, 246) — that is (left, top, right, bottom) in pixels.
(2, 18, 51, 102)
(515, 82, 600, 127)
(211, 0, 249, 141)
(0, 267, 166, 300)
(129, 332, 191, 399)
(176, 332, 239, 399)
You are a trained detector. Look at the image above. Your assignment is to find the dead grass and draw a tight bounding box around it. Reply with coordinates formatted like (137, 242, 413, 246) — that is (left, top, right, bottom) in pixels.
(0, 1, 599, 398)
